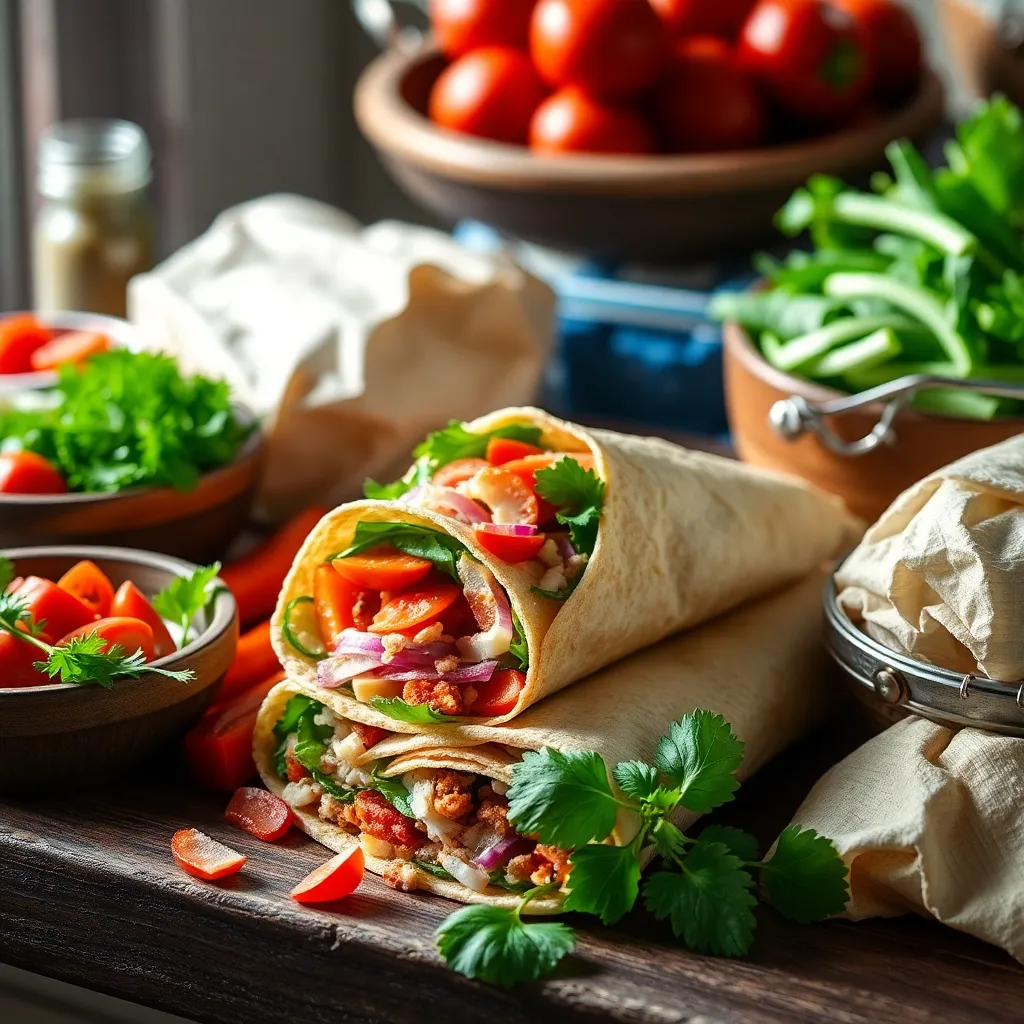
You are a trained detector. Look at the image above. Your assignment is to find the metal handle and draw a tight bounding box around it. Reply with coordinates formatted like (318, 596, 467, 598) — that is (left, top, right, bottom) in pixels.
(352, 0, 428, 54)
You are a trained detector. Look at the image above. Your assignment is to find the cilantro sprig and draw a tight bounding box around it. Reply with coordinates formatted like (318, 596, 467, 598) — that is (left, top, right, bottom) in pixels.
(152, 562, 221, 642)
(435, 709, 848, 985)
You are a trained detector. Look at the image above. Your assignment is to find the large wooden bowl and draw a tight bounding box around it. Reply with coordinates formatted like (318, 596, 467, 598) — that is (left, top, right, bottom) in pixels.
(0, 546, 238, 794)
(723, 322, 1024, 523)
(354, 48, 945, 262)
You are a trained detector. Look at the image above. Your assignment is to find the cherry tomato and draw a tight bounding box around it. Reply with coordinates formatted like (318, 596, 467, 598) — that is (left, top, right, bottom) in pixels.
(331, 548, 433, 592)
(738, 0, 870, 120)
(0, 315, 53, 374)
(290, 846, 366, 904)
(472, 668, 527, 716)
(530, 0, 666, 99)
(429, 0, 537, 58)
(349, 720, 389, 751)
(432, 457, 490, 488)
(60, 616, 157, 663)
(462, 466, 539, 525)
(110, 580, 177, 659)
(429, 46, 548, 145)
(314, 564, 378, 648)
(30, 330, 110, 371)
(0, 451, 67, 494)
(224, 786, 294, 842)
(654, 37, 766, 152)
(649, 0, 756, 37)
(486, 437, 546, 465)
(0, 628, 54, 688)
(171, 828, 246, 881)
(57, 560, 115, 618)
(530, 86, 655, 154)
(474, 526, 547, 563)
(13, 576, 96, 639)
(830, 0, 921, 99)
(368, 584, 462, 635)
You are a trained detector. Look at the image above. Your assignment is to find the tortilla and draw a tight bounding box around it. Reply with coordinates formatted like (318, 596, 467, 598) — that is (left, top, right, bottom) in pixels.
(270, 407, 859, 728)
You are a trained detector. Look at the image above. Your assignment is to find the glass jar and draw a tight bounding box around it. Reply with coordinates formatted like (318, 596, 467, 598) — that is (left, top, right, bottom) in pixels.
(33, 119, 154, 318)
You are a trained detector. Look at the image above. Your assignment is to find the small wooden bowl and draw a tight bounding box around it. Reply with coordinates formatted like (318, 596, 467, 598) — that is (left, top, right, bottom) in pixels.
(0, 408, 266, 563)
(0, 546, 238, 794)
(354, 48, 945, 262)
(723, 321, 1024, 523)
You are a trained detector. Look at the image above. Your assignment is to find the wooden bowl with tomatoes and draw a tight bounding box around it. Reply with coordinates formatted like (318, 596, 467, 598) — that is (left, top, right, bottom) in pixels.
(0, 546, 238, 795)
(354, 0, 943, 261)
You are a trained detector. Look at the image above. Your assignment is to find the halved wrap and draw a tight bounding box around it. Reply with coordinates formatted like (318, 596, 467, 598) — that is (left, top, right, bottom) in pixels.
(271, 408, 859, 728)
(256, 569, 835, 910)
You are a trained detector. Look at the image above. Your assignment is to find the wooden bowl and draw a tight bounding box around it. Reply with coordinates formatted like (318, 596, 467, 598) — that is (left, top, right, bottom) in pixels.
(0, 546, 238, 794)
(0, 408, 266, 563)
(354, 48, 945, 262)
(722, 321, 1024, 523)
(939, 0, 1024, 106)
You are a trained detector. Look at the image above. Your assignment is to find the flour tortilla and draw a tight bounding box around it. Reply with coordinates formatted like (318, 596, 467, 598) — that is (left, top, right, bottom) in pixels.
(256, 568, 835, 912)
(270, 408, 859, 729)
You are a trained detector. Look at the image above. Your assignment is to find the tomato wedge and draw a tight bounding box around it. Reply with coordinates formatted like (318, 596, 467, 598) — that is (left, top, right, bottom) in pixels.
(60, 616, 157, 662)
(0, 314, 53, 374)
(313, 564, 375, 647)
(472, 668, 526, 716)
(331, 547, 433, 591)
(431, 457, 489, 488)
(224, 786, 294, 842)
(14, 576, 96, 638)
(462, 466, 539, 526)
(369, 584, 462, 635)
(110, 580, 177, 659)
(30, 330, 111, 371)
(486, 436, 545, 465)
(474, 526, 546, 563)
(171, 828, 246, 881)
(0, 451, 67, 494)
(219, 621, 280, 704)
(291, 846, 365, 904)
(0, 628, 54, 688)
(57, 560, 115, 617)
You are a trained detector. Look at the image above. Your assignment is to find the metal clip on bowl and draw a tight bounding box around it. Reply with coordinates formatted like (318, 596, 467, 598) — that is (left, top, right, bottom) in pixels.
(770, 374, 1024, 458)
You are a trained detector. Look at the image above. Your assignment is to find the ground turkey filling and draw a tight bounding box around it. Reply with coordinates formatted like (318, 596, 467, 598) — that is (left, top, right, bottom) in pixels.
(278, 706, 570, 893)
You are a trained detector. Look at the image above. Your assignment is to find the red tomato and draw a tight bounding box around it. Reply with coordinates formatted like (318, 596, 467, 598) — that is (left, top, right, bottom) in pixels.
(349, 720, 389, 751)
(737, 0, 870, 120)
(474, 526, 547, 563)
(473, 668, 527, 716)
(830, 0, 921, 98)
(0, 451, 66, 494)
(429, 46, 548, 145)
(429, 0, 537, 57)
(0, 628, 54, 688)
(13, 576, 96, 639)
(224, 786, 294, 842)
(110, 580, 177, 659)
(57, 560, 115, 618)
(649, 0, 756, 37)
(654, 37, 766, 152)
(368, 584, 462, 635)
(30, 330, 110, 372)
(331, 548, 433, 592)
(500, 451, 596, 484)
(530, 0, 666, 99)
(220, 621, 280, 704)
(462, 466, 539, 525)
(314, 564, 367, 648)
(530, 86, 655, 154)
(0, 315, 54, 374)
(486, 436, 546, 465)
(60, 616, 157, 663)
(171, 828, 246, 881)
(291, 847, 366, 904)
(432, 457, 490, 488)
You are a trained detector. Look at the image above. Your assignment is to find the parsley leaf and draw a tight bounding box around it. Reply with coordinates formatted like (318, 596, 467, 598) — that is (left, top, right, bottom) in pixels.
(370, 697, 458, 724)
(332, 522, 470, 580)
(698, 825, 760, 863)
(415, 420, 542, 473)
(613, 760, 661, 801)
(152, 562, 221, 642)
(655, 710, 744, 814)
(642, 841, 758, 957)
(563, 843, 642, 925)
(761, 826, 849, 924)
(507, 748, 620, 849)
(533, 457, 604, 556)
(371, 763, 416, 818)
(37, 634, 193, 688)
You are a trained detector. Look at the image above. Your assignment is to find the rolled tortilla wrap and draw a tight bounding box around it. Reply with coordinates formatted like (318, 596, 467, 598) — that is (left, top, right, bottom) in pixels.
(272, 409, 859, 727)
(256, 568, 835, 911)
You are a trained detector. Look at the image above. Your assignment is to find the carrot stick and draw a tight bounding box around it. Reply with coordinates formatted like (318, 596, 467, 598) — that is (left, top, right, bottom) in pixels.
(218, 621, 280, 705)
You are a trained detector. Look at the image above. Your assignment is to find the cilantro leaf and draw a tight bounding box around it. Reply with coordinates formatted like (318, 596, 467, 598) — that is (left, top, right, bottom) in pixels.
(650, 819, 686, 859)
(761, 826, 849, 924)
(508, 748, 620, 849)
(612, 760, 661, 801)
(508, 608, 529, 671)
(563, 843, 642, 925)
(642, 842, 757, 957)
(371, 763, 416, 818)
(436, 903, 575, 988)
(370, 697, 458, 724)
(38, 634, 193, 688)
(533, 457, 604, 556)
(655, 710, 744, 814)
(333, 522, 470, 580)
(698, 825, 760, 863)
(274, 695, 322, 740)
(152, 562, 221, 641)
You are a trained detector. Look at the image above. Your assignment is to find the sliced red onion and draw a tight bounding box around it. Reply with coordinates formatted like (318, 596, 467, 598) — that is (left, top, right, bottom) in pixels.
(475, 522, 538, 537)
(317, 654, 381, 689)
(551, 533, 576, 562)
(455, 553, 513, 662)
(334, 629, 385, 658)
(402, 485, 491, 525)
(335, 629, 456, 669)
(472, 835, 532, 871)
(371, 659, 497, 685)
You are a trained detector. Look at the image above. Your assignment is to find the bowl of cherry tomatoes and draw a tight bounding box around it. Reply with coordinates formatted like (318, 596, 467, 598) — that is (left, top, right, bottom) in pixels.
(354, 0, 944, 261)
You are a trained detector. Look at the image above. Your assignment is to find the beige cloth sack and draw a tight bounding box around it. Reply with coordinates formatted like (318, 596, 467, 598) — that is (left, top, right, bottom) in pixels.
(836, 434, 1024, 681)
(128, 195, 554, 522)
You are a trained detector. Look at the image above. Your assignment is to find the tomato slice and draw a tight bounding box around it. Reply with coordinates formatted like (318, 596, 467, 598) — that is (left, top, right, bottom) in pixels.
(0, 451, 67, 494)
(110, 580, 177, 659)
(330, 547, 433, 591)
(431, 457, 490, 488)
(57, 560, 115, 617)
(500, 451, 596, 486)
(0, 628, 54, 688)
(0, 314, 53, 374)
(171, 828, 246, 881)
(224, 786, 294, 842)
(59, 616, 157, 663)
(474, 527, 546, 563)
(30, 330, 110, 371)
(14, 576, 96, 638)
(472, 668, 526, 717)
(368, 584, 462, 635)
(291, 846, 366, 904)
(315, 564, 363, 647)
(486, 436, 545, 465)
(462, 467, 539, 525)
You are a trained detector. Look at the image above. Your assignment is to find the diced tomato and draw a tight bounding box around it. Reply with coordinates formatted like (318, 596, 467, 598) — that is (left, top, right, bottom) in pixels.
(0, 451, 67, 494)
(171, 828, 246, 881)
(0, 314, 53, 374)
(368, 584, 462, 635)
(290, 847, 365, 904)
(219, 620, 280, 704)
(431, 457, 489, 488)
(14, 576, 96, 638)
(349, 720, 389, 750)
(183, 672, 285, 790)
(330, 547, 433, 592)
(224, 786, 294, 842)
(110, 580, 177, 659)
(57, 560, 115, 617)
(313, 564, 372, 648)
(30, 330, 110, 371)
(462, 467, 539, 526)
(501, 451, 596, 486)
(354, 790, 423, 846)
(285, 747, 310, 783)
(59, 616, 157, 662)
(474, 527, 546, 563)
(486, 436, 546, 465)
(472, 668, 526, 717)
(0, 628, 54, 688)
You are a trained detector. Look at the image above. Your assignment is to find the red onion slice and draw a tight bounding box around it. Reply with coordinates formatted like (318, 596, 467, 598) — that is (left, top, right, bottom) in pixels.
(551, 532, 576, 562)
(334, 629, 385, 658)
(317, 654, 381, 689)
(335, 629, 456, 668)
(472, 835, 532, 871)
(371, 660, 497, 685)
(475, 523, 538, 538)
(402, 485, 491, 525)
(455, 553, 513, 662)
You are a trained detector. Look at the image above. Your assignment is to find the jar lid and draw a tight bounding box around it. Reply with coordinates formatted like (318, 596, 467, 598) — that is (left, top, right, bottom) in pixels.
(37, 119, 152, 199)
